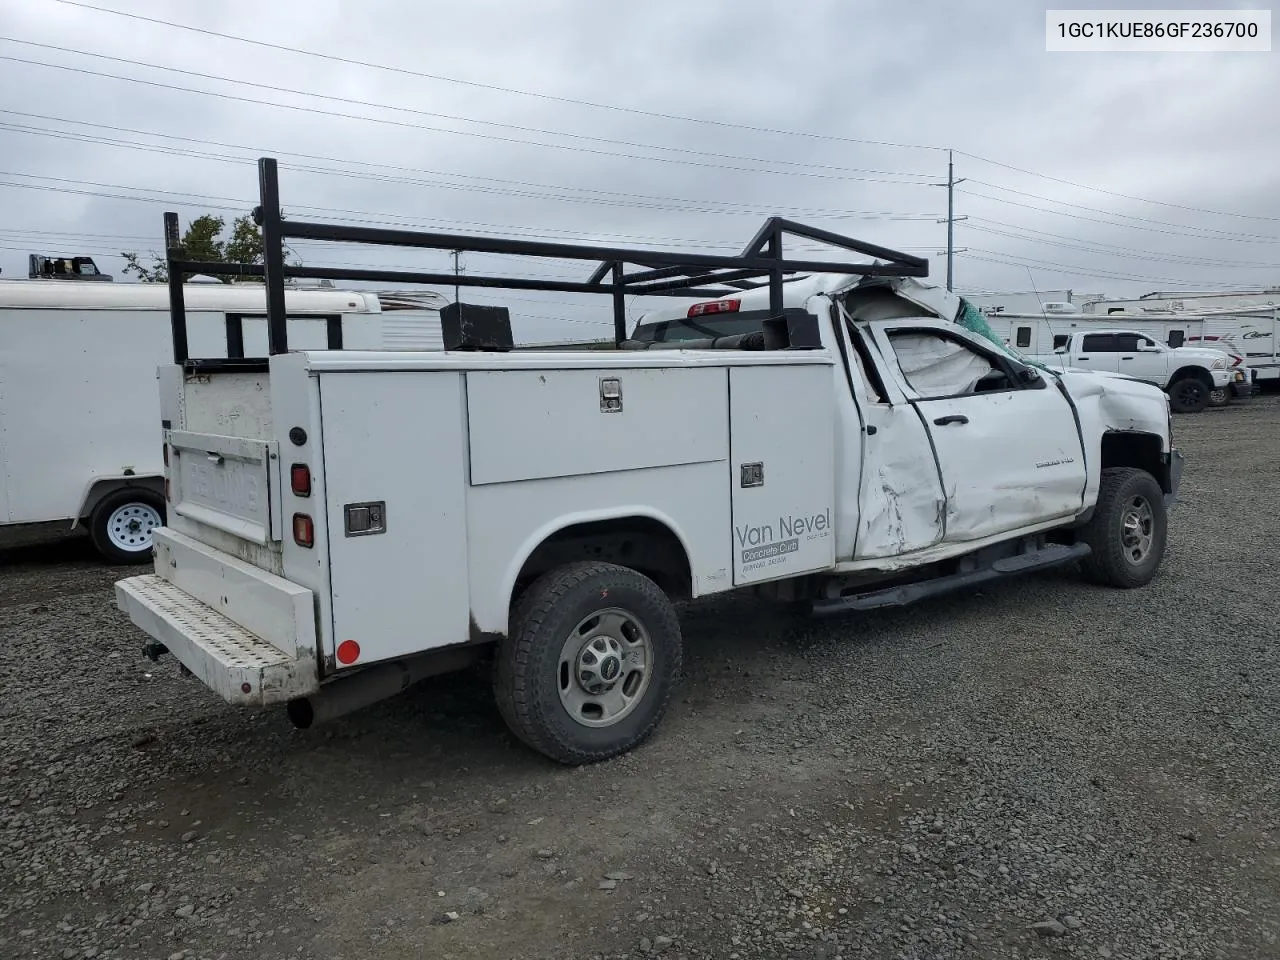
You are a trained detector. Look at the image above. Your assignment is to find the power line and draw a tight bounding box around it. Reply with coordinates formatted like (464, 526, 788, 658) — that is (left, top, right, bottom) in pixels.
(965, 179, 1280, 242)
(0, 36, 938, 183)
(42, 0, 945, 155)
(41, 0, 1275, 225)
(0, 111, 942, 221)
(958, 249, 1266, 288)
(957, 187, 1280, 245)
(955, 150, 1280, 223)
(962, 221, 1280, 269)
(0, 51, 936, 187)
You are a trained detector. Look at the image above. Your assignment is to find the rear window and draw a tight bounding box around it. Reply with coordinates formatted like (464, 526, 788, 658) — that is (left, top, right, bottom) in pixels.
(631, 313, 769, 343)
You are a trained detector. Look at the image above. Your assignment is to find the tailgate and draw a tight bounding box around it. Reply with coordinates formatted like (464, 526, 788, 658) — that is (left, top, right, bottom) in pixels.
(169, 430, 281, 544)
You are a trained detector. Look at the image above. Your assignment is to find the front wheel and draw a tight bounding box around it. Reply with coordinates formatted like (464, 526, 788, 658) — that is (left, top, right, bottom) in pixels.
(1168, 377, 1209, 413)
(1079, 467, 1168, 588)
(494, 562, 682, 765)
(89, 488, 166, 564)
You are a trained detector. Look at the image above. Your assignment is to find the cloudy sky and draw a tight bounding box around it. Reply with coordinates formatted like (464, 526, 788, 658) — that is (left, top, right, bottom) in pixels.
(1, 0, 1277, 341)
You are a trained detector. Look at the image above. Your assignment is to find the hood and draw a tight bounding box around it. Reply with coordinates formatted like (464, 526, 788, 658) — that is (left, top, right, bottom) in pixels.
(1171, 345, 1231, 364)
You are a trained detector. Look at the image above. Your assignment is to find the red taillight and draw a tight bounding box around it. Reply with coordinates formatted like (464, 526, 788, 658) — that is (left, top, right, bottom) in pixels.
(293, 513, 314, 548)
(687, 298, 741, 318)
(290, 464, 311, 497)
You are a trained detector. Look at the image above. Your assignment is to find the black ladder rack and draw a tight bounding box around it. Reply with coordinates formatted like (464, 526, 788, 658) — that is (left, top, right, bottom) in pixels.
(165, 157, 929, 369)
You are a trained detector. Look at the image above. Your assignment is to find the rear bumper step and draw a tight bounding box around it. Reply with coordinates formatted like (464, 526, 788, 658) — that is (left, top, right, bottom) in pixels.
(115, 574, 319, 706)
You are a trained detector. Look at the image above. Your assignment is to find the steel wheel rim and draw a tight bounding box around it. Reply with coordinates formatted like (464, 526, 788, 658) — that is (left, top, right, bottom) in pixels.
(558, 607, 653, 728)
(106, 502, 162, 552)
(1120, 495, 1155, 565)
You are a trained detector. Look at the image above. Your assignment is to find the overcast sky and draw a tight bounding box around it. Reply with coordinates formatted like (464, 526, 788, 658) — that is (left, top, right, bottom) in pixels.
(1, 0, 1278, 341)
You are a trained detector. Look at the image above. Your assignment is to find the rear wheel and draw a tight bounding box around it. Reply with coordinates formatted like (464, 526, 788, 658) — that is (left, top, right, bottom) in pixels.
(1167, 377, 1209, 413)
(494, 562, 681, 765)
(1079, 467, 1167, 588)
(89, 488, 165, 564)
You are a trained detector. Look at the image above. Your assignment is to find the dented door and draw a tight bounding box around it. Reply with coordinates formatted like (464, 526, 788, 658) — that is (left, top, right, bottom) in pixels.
(872, 323, 1087, 544)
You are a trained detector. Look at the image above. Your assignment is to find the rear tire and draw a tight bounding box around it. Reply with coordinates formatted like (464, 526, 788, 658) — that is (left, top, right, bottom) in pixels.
(494, 562, 681, 765)
(88, 488, 166, 565)
(1167, 377, 1209, 413)
(1079, 467, 1167, 588)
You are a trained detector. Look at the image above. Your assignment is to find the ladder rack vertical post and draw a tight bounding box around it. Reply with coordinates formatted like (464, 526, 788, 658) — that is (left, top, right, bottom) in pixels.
(612, 262, 626, 345)
(257, 158, 289, 356)
(767, 225, 783, 317)
(164, 211, 188, 365)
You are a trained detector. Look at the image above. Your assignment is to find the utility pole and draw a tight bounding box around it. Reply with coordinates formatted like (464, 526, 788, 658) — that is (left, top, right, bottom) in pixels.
(932, 150, 968, 291)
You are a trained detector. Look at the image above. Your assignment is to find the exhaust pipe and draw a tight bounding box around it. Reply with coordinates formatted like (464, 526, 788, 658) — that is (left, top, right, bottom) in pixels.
(286, 647, 483, 729)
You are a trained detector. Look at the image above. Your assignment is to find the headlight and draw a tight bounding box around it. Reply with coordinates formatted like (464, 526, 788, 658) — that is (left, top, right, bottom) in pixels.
(1212, 358, 1226, 370)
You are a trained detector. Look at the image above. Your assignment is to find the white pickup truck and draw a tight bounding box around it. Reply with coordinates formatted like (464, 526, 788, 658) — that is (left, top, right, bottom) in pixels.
(113, 170, 1184, 765)
(1030, 328, 1239, 413)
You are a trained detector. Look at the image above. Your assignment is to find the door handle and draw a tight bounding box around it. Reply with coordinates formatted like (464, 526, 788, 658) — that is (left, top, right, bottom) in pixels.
(1077, 356, 1090, 360)
(933, 414, 969, 426)
(1121, 355, 1134, 360)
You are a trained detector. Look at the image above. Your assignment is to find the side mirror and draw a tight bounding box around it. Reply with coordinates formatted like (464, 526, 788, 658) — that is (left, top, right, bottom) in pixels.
(1137, 342, 1159, 352)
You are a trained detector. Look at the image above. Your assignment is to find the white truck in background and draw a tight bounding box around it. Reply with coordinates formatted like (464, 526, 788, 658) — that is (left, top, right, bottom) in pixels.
(0, 280, 444, 562)
(1027, 328, 1244, 413)
(985, 309, 1264, 405)
(112, 179, 1185, 766)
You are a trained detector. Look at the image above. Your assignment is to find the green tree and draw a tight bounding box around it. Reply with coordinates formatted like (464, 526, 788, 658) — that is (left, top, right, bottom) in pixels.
(121, 212, 294, 283)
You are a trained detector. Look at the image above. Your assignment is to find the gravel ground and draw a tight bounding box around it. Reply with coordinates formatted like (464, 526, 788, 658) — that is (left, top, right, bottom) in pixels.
(2, 397, 1277, 960)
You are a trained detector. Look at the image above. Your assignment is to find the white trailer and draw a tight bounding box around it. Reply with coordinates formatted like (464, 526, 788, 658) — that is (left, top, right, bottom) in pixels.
(0, 280, 444, 562)
(111, 168, 1185, 765)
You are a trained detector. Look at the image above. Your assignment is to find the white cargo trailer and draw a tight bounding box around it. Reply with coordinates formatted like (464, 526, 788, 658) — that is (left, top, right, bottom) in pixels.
(0, 280, 444, 562)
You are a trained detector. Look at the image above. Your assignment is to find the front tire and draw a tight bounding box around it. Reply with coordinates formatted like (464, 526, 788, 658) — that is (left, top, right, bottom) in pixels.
(1168, 377, 1209, 413)
(1079, 467, 1167, 588)
(494, 562, 682, 765)
(88, 488, 166, 564)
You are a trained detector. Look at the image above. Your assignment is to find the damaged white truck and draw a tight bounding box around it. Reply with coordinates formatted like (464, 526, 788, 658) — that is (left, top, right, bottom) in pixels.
(114, 160, 1184, 765)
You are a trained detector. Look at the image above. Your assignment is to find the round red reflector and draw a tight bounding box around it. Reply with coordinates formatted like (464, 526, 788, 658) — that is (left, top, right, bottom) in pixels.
(337, 640, 361, 665)
(241, 682, 252, 694)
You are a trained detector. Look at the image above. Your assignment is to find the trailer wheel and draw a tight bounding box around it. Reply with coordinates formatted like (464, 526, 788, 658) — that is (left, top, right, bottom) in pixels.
(89, 488, 166, 565)
(1078, 467, 1167, 588)
(494, 562, 681, 765)
(1167, 377, 1208, 413)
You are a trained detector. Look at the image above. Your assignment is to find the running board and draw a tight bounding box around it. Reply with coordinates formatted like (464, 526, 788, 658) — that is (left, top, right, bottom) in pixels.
(811, 542, 1092, 616)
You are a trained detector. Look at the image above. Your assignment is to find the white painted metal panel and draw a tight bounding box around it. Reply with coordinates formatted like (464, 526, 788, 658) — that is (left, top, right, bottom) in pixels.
(914, 390, 1087, 542)
(271, 353, 337, 664)
(466, 367, 728, 486)
(0, 308, 170, 523)
(168, 431, 275, 545)
(465, 460, 733, 635)
(0, 353, 10, 522)
(180, 373, 274, 439)
(321, 371, 471, 665)
(728, 365, 836, 586)
(152, 528, 316, 657)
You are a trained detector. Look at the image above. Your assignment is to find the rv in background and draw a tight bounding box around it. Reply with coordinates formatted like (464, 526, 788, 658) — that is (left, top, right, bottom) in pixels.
(0, 280, 445, 562)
